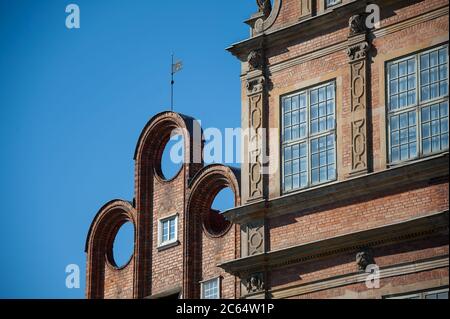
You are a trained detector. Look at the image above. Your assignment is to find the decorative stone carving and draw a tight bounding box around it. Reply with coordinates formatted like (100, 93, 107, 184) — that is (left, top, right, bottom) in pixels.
(349, 13, 368, 36)
(253, 0, 282, 35)
(246, 77, 265, 95)
(243, 273, 265, 294)
(356, 249, 375, 271)
(299, 0, 312, 19)
(247, 222, 264, 256)
(247, 50, 264, 71)
(352, 119, 367, 170)
(347, 18, 371, 176)
(347, 42, 369, 61)
(256, 0, 272, 18)
(248, 87, 264, 199)
(246, 47, 266, 203)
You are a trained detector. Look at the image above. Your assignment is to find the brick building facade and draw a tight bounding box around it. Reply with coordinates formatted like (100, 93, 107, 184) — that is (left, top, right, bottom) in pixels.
(85, 0, 449, 299)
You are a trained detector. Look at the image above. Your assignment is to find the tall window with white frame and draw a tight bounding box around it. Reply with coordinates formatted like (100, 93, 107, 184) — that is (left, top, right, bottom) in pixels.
(201, 278, 220, 299)
(387, 45, 449, 164)
(281, 81, 337, 193)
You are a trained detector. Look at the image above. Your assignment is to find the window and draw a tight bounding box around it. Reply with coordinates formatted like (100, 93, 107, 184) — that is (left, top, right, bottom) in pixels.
(387, 45, 449, 164)
(325, 0, 341, 8)
(386, 288, 449, 299)
(158, 214, 178, 247)
(201, 278, 220, 299)
(281, 81, 337, 193)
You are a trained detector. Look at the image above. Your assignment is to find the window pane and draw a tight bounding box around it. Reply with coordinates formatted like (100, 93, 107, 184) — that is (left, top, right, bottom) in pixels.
(284, 97, 291, 113)
(326, 0, 341, 8)
(420, 47, 449, 102)
(162, 221, 169, 242)
(390, 110, 417, 162)
(421, 102, 449, 154)
(390, 58, 417, 110)
(202, 279, 219, 299)
(169, 219, 176, 240)
(438, 292, 449, 299)
(311, 133, 336, 184)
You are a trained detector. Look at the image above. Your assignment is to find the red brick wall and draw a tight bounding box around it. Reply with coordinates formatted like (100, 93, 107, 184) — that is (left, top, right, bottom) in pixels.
(103, 257, 135, 299)
(289, 267, 449, 298)
(270, 235, 449, 293)
(269, 182, 448, 251)
(200, 226, 238, 299)
(260, 0, 449, 298)
(87, 0, 449, 299)
(150, 172, 186, 295)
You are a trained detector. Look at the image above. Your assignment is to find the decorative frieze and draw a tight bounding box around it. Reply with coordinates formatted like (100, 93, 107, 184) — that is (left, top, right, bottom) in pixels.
(347, 14, 371, 176)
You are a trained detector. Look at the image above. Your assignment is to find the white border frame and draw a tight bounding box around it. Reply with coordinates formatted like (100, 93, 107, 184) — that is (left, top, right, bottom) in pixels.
(200, 277, 221, 299)
(157, 213, 179, 249)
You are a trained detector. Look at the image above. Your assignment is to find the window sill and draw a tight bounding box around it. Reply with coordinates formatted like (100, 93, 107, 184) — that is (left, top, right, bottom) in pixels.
(157, 240, 180, 252)
(223, 152, 448, 224)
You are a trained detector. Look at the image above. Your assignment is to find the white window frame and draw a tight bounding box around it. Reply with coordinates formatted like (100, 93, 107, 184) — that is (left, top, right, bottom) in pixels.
(281, 80, 337, 194)
(386, 44, 449, 165)
(200, 277, 221, 299)
(157, 213, 178, 248)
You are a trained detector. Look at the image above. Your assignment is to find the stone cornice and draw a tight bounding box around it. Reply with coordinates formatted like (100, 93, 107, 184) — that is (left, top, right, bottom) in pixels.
(269, 255, 449, 299)
(218, 210, 449, 276)
(223, 153, 449, 224)
(229, 2, 449, 70)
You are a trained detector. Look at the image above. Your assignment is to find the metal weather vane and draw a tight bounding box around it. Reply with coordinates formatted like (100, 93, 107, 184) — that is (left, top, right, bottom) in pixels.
(171, 54, 183, 111)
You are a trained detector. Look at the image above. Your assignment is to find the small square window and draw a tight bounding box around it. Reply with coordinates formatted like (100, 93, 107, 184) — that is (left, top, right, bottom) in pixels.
(201, 278, 220, 299)
(158, 215, 178, 247)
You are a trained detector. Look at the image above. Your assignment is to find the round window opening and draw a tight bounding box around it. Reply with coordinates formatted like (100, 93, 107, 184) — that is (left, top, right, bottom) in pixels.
(111, 221, 135, 268)
(204, 187, 235, 236)
(160, 132, 184, 180)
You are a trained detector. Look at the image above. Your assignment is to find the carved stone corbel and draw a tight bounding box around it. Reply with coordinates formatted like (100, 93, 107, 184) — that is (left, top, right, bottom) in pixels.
(242, 272, 265, 295)
(247, 50, 264, 72)
(356, 249, 375, 271)
(347, 13, 371, 176)
(349, 13, 368, 36)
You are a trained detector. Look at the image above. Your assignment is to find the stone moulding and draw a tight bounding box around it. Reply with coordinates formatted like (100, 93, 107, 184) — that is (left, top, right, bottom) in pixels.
(270, 255, 449, 299)
(254, 0, 282, 35)
(223, 152, 449, 224)
(227, 3, 449, 63)
(218, 210, 449, 275)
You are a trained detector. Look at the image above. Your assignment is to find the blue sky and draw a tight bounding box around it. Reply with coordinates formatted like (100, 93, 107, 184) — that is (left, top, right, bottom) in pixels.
(0, 0, 253, 298)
